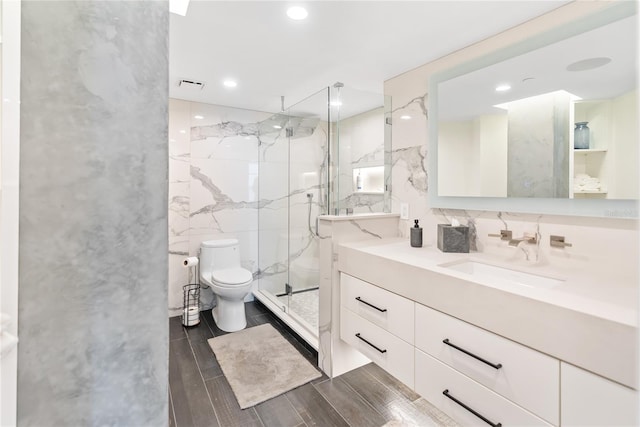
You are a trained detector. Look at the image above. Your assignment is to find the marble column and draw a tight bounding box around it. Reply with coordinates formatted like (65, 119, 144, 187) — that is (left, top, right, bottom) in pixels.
(18, 2, 169, 425)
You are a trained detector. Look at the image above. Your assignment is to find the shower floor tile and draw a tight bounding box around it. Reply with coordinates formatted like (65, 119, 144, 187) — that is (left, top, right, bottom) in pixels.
(277, 289, 319, 331)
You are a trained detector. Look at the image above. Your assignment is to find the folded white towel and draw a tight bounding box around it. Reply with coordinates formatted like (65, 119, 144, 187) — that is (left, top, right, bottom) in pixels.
(582, 183, 601, 190)
(576, 178, 599, 185)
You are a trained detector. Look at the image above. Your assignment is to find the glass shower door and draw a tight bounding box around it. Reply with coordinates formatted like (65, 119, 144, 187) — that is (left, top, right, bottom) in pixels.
(284, 88, 329, 333)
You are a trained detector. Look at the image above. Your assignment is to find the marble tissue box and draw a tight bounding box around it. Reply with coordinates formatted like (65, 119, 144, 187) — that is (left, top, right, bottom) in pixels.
(437, 224, 470, 253)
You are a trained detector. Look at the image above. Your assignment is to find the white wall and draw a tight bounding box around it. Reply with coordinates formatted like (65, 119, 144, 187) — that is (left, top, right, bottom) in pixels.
(611, 90, 638, 199)
(0, 1, 20, 425)
(439, 114, 507, 197)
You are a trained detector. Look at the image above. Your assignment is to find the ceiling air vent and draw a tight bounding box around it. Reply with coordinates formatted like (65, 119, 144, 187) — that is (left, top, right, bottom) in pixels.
(178, 79, 205, 91)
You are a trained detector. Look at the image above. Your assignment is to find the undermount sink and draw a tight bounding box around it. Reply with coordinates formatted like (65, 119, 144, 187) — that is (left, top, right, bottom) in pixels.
(440, 260, 564, 289)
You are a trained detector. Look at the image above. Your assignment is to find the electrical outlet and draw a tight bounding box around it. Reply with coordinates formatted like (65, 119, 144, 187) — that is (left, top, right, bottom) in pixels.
(400, 203, 409, 220)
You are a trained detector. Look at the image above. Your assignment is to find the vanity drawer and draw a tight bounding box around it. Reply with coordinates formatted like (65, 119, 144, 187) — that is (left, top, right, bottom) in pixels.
(415, 303, 559, 425)
(341, 273, 414, 344)
(340, 306, 414, 388)
(416, 349, 553, 427)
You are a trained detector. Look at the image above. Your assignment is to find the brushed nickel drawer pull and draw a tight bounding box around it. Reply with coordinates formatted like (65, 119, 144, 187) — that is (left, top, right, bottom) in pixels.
(443, 338, 502, 369)
(355, 333, 387, 353)
(355, 296, 387, 312)
(443, 389, 502, 427)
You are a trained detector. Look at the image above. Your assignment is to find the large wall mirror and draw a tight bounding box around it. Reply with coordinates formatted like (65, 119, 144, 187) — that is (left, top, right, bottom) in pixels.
(428, 2, 638, 218)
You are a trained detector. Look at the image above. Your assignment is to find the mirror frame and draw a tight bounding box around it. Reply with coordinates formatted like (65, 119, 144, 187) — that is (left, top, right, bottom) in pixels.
(428, 2, 638, 219)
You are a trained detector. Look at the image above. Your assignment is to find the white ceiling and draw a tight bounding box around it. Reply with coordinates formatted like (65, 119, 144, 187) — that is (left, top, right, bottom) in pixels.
(170, 1, 570, 114)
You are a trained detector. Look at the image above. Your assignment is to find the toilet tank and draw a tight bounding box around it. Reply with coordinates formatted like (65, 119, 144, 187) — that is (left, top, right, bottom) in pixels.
(200, 239, 241, 271)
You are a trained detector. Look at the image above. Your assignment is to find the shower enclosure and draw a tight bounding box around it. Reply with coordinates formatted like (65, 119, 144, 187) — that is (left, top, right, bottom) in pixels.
(253, 85, 392, 348)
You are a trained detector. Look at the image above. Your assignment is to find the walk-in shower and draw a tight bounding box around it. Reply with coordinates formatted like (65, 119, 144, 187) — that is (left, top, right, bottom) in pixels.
(167, 84, 390, 348)
(253, 84, 392, 348)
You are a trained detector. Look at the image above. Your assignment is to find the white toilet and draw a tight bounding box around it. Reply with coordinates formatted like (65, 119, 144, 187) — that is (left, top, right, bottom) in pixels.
(199, 239, 253, 332)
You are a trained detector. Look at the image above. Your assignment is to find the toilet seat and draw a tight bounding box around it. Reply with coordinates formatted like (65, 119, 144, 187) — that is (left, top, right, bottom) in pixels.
(211, 268, 253, 287)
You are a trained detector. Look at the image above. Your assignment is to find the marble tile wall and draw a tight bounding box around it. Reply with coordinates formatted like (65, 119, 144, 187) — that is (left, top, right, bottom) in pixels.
(384, 1, 638, 280)
(18, 2, 168, 425)
(169, 94, 390, 314)
(168, 99, 329, 313)
(336, 108, 386, 214)
(258, 112, 328, 298)
(169, 99, 270, 314)
(318, 214, 400, 378)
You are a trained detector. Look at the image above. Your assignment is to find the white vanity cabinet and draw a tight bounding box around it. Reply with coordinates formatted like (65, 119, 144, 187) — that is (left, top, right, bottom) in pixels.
(341, 273, 414, 343)
(561, 362, 638, 427)
(339, 273, 415, 387)
(415, 349, 553, 426)
(338, 270, 637, 427)
(415, 304, 559, 425)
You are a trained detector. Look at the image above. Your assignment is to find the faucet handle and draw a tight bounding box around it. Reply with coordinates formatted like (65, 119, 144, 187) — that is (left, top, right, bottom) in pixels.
(488, 230, 512, 241)
(550, 235, 572, 248)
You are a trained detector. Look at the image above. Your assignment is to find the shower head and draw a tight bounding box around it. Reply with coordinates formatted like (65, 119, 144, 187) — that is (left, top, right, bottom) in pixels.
(333, 82, 344, 88)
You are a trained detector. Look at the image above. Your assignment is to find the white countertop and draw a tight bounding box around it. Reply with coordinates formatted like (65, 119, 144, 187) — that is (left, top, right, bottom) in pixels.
(338, 238, 638, 389)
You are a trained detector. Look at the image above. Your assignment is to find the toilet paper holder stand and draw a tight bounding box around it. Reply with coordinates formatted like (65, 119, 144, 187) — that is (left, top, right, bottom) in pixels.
(182, 260, 201, 327)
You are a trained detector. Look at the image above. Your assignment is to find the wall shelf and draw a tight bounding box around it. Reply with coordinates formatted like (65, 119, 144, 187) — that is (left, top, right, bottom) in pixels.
(574, 189, 608, 194)
(573, 148, 607, 153)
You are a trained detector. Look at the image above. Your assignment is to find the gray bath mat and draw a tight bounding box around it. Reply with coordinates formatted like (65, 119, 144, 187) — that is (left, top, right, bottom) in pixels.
(208, 323, 322, 409)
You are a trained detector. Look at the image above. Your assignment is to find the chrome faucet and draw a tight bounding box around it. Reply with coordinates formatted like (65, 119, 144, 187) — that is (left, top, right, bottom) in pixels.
(488, 230, 512, 241)
(508, 234, 538, 247)
(550, 235, 572, 248)
(509, 229, 541, 261)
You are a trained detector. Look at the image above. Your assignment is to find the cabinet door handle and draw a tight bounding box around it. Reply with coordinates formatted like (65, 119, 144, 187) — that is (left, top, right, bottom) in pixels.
(355, 296, 387, 312)
(443, 338, 502, 369)
(355, 333, 387, 354)
(443, 389, 502, 427)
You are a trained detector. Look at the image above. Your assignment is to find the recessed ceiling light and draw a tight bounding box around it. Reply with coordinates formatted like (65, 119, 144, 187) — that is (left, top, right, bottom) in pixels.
(495, 84, 511, 92)
(566, 57, 612, 72)
(287, 6, 308, 20)
(194, 115, 204, 120)
(223, 79, 238, 88)
(273, 125, 282, 129)
(400, 115, 412, 120)
(179, 130, 187, 134)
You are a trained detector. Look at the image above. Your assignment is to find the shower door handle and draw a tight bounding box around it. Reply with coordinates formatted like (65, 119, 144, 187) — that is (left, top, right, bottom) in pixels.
(315, 216, 319, 237)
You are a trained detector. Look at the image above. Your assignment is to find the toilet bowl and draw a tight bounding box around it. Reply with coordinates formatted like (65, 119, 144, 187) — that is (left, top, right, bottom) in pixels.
(199, 239, 253, 332)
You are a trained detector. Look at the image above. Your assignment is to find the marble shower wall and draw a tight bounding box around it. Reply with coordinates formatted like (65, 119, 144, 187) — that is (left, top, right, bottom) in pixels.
(168, 99, 328, 310)
(336, 107, 386, 214)
(19, 2, 168, 425)
(384, 1, 638, 278)
(169, 99, 271, 313)
(258, 111, 328, 296)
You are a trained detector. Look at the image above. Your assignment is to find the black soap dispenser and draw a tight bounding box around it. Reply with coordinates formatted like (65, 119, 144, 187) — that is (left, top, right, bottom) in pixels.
(411, 219, 423, 248)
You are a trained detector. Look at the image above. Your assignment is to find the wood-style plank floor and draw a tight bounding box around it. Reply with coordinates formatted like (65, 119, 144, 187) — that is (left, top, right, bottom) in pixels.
(169, 300, 457, 427)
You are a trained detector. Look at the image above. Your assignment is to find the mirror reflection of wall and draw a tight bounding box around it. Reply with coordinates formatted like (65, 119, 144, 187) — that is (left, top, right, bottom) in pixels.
(435, 11, 637, 202)
(572, 90, 638, 200)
